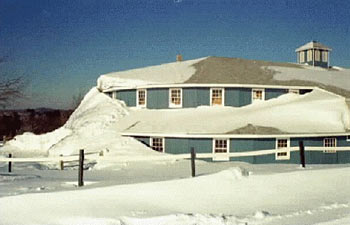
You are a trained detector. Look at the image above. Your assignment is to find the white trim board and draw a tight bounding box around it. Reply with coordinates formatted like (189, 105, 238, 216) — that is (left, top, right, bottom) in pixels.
(122, 132, 350, 139)
(102, 83, 315, 93)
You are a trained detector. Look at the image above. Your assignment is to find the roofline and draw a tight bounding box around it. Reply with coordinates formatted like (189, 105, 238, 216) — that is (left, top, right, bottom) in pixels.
(121, 132, 350, 139)
(102, 83, 316, 93)
(295, 46, 332, 52)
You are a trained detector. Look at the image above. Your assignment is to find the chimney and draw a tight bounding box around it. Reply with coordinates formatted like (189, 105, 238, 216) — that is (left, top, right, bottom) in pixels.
(176, 54, 183, 62)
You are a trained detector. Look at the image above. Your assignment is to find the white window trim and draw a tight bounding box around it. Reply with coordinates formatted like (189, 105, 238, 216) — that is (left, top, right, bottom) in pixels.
(347, 135, 350, 142)
(210, 88, 225, 106)
(136, 89, 147, 108)
(275, 138, 290, 160)
(169, 88, 183, 108)
(112, 91, 117, 99)
(288, 89, 299, 94)
(252, 88, 265, 102)
(323, 138, 337, 153)
(150, 137, 165, 153)
(212, 139, 230, 161)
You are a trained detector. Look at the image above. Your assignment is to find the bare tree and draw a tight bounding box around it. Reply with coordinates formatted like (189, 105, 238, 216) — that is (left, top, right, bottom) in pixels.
(0, 56, 26, 108)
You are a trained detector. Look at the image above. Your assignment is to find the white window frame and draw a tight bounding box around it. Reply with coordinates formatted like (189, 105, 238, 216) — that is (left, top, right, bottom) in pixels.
(347, 135, 350, 142)
(299, 51, 305, 63)
(288, 89, 299, 94)
(112, 91, 117, 99)
(212, 139, 230, 161)
(150, 137, 165, 153)
(169, 88, 183, 108)
(323, 137, 336, 153)
(210, 88, 224, 106)
(252, 89, 265, 102)
(315, 50, 320, 62)
(322, 51, 328, 62)
(275, 138, 290, 160)
(136, 89, 147, 108)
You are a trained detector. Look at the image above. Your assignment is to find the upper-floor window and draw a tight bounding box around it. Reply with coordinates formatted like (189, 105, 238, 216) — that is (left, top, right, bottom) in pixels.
(252, 89, 265, 102)
(315, 50, 320, 61)
(322, 51, 328, 62)
(289, 89, 299, 94)
(307, 50, 313, 61)
(151, 137, 164, 152)
(211, 88, 224, 106)
(299, 51, 305, 63)
(137, 89, 147, 107)
(169, 88, 182, 108)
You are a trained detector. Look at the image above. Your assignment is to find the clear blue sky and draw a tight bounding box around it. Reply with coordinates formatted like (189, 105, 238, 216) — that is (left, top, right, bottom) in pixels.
(1, 0, 349, 109)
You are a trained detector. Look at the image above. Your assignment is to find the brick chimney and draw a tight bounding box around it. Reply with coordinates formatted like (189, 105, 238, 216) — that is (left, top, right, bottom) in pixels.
(176, 54, 183, 62)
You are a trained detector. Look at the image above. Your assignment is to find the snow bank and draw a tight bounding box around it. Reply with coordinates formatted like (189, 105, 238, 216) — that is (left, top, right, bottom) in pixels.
(121, 88, 350, 134)
(1, 166, 350, 225)
(97, 57, 206, 90)
(270, 65, 350, 91)
(1, 87, 160, 162)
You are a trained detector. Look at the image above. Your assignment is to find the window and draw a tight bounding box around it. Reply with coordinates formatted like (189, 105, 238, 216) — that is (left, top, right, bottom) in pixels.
(347, 135, 350, 142)
(275, 138, 290, 160)
(252, 89, 264, 102)
(213, 139, 228, 153)
(151, 137, 164, 152)
(322, 51, 328, 62)
(299, 51, 305, 63)
(137, 89, 146, 107)
(315, 50, 320, 61)
(169, 88, 182, 108)
(307, 50, 313, 61)
(211, 88, 224, 106)
(289, 89, 299, 94)
(324, 138, 336, 153)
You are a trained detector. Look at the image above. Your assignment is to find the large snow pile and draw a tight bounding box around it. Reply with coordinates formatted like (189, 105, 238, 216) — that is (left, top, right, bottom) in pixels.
(97, 57, 206, 90)
(120, 88, 350, 135)
(1, 88, 159, 160)
(1, 166, 350, 225)
(270, 65, 350, 91)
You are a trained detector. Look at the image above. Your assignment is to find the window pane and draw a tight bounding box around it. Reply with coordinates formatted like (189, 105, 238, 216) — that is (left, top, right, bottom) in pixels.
(151, 138, 163, 152)
(138, 90, 146, 106)
(215, 139, 228, 153)
(212, 89, 223, 105)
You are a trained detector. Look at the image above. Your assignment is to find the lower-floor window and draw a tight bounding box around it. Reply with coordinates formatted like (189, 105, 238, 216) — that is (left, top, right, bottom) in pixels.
(275, 138, 290, 160)
(252, 89, 264, 101)
(151, 137, 164, 152)
(289, 89, 299, 94)
(324, 137, 336, 153)
(214, 139, 228, 153)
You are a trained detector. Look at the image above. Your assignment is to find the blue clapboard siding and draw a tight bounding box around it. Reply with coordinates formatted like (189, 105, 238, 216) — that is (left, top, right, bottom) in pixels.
(299, 89, 313, 95)
(265, 89, 288, 100)
(147, 88, 169, 109)
(165, 137, 212, 154)
(225, 88, 252, 107)
(183, 88, 210, 108)
(116, 90, 136, 107)
(291, 137, 324, 147)
(231, 138, 275, 152)
(134, 137, 150, 147)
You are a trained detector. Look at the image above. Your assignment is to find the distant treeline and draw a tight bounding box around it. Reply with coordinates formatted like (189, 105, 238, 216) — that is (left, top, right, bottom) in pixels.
(0, 109, 73, 140)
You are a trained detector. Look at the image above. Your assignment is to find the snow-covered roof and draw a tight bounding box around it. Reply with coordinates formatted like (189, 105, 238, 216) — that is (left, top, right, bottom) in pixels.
(295, 41, 332, 52)
(119, 88, 350, 136)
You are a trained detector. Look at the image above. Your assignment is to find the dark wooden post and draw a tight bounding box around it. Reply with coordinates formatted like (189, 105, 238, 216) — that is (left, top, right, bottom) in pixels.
(8, 153, 12, 173)
(299, 141, 305, 168)
(78, 149, 84, 187)
(191, 147, 196, 177)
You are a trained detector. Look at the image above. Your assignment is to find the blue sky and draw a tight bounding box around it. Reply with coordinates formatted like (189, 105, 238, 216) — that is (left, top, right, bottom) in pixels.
(1, 0, 349, 109)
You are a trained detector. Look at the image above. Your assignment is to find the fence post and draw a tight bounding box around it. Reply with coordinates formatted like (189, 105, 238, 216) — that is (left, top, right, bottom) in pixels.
(8, 153, 12, 173)
(78, 149, 84, 187)
(3, 135, 6, 145)
(191, 147, 196, 177)
(299, 141, 305, 168)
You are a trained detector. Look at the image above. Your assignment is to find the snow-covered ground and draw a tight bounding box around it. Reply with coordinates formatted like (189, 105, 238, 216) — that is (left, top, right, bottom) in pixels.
(1, 161, 350, 225)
